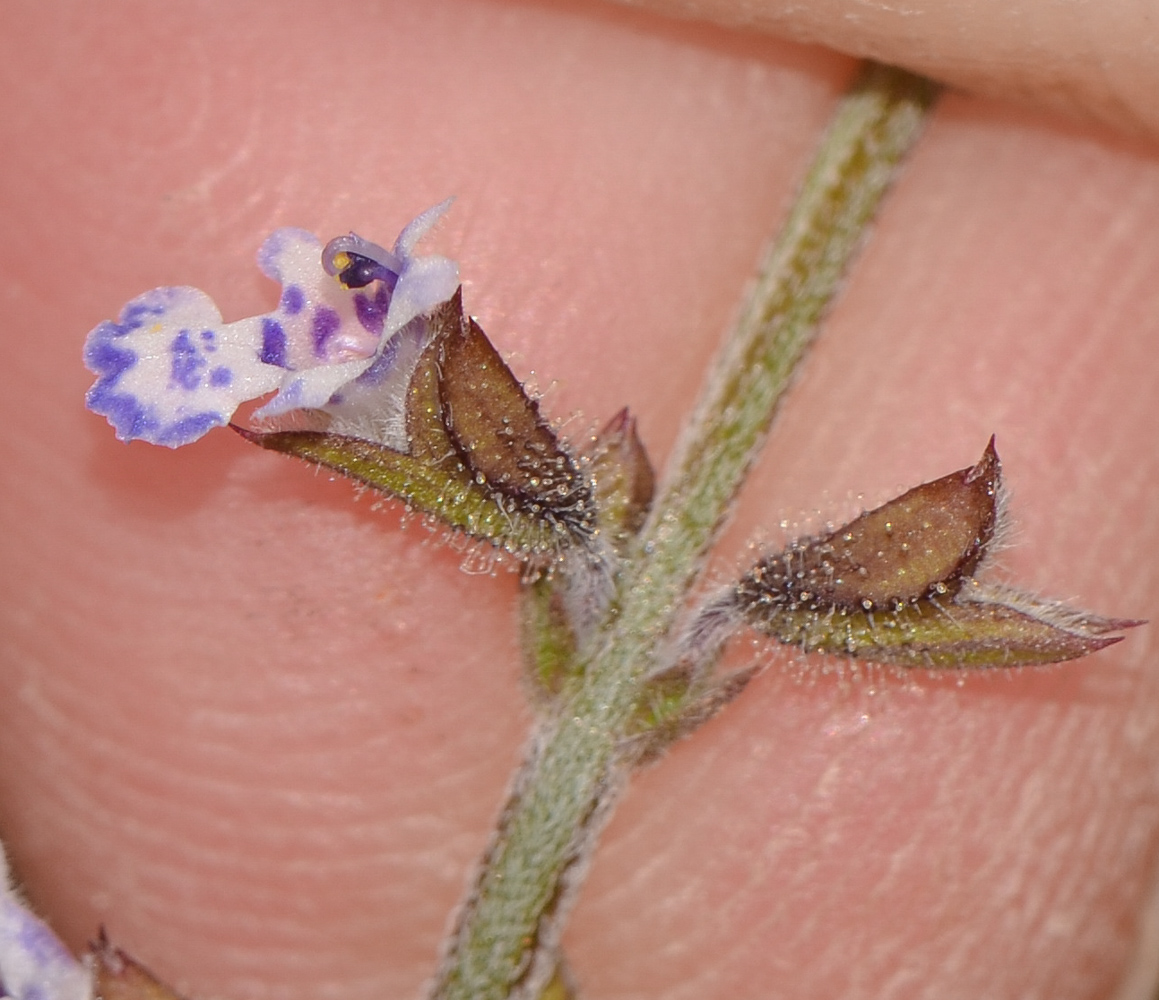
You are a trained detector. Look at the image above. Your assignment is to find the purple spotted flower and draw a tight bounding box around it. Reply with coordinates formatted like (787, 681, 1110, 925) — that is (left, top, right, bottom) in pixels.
(0, 849, 90, 1000)
(84, 199, 459, 448)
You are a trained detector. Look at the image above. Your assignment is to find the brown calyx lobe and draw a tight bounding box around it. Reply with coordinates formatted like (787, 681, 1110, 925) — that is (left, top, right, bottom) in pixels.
(588, 407, 655, 542)
(434, 293, 597, 546)
(738, 438, 1002, 614)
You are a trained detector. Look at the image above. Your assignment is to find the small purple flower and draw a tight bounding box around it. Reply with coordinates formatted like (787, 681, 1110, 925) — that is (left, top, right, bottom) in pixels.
(84, 200, 459, 448)
(0, 849, 90, 1000)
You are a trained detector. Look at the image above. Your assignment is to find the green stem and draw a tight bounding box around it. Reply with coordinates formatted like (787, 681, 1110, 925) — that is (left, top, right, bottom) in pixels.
(429, 62, 940, 1000)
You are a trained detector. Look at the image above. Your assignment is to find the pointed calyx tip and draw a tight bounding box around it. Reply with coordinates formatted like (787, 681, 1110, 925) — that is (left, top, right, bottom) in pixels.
(587, 407, 655, 545)
(729, 440, 1141, 668)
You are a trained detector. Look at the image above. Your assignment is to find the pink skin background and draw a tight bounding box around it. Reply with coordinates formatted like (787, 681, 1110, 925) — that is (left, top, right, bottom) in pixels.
(1, 2, 1157, 999)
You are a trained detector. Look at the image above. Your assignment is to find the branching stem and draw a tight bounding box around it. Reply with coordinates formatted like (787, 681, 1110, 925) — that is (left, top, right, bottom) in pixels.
(429, 62, 940, 1000)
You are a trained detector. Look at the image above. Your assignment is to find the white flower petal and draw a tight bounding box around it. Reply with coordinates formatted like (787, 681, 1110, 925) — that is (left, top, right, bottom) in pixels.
(385, 255, 460, 336)
(393, 197, 454, 258)
(84, 287, 282, 448)
(253, 356, 376, 420)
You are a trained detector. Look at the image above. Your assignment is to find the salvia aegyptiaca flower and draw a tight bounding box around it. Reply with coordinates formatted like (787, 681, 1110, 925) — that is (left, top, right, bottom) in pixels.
(83, 200, 458, 448)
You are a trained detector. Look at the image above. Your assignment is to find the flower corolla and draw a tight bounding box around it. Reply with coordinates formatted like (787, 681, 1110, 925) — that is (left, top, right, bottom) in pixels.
(84, 200, 459, 448)
(0, 846, 90, 1000)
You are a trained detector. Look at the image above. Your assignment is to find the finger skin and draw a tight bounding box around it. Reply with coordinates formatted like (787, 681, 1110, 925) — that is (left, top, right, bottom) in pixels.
(615, 0, 1159, 144)
(0, 4, 1156, 1000)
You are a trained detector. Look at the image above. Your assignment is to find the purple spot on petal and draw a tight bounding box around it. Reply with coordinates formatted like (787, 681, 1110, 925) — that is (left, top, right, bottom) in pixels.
(156, 412, 224, 446)
(281, 285, 305, 314)
(85, 377, 159, 441)
(200, 329, 216, 351)
(260, 318, 287, 367)
(209, 366, 232, 387)
(84, 324, 137, 380)
(354, 283, 390, 336)
(118, 298, 169, 333)
(312, 306, 340, 357)
(170, 330, 206, 390)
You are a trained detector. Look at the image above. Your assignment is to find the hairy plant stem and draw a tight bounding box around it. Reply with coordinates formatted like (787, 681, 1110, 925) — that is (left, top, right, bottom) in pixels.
(429, 62, 940, 1000)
